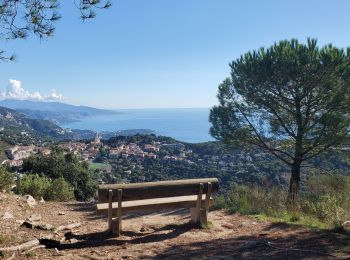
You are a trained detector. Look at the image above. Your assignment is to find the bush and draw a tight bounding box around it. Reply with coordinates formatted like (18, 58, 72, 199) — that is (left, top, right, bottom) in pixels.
(23, 148, 96, 201)
(17, 174, 51, 199)
(225, 184, 286, 217)
(47, 177, 74, 201)
(17, 174, 75, 202)
(0, 166, 13, 192)
(301, 173, 350, 230)
(221, 173, 350, 231)
(213, 195, 226, 209)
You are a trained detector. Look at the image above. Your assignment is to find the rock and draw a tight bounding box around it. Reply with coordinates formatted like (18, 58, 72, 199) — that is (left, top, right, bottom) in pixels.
(25, 195, 37, 207)
(2, 211, 14, 219)
(58, 212, 66, 216)
(21, 221, 54, 231)
(69, 238, 78, 244)
(16, 219, 24, 225)
(54, 248, 65, 256)
(21, 221, 34, 229)
(39, 197, 45, 203)
(27, 214, 42, 222)
(37, 223, 54, 231)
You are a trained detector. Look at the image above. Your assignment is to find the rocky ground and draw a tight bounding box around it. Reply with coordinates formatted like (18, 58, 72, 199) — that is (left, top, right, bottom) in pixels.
(0, 192, 350, 259)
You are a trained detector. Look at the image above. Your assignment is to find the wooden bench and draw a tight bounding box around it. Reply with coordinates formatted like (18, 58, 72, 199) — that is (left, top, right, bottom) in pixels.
(96, 178, 219, 236)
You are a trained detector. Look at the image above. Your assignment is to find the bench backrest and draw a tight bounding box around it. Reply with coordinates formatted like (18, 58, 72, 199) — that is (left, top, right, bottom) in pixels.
(98, 178, 219, 203)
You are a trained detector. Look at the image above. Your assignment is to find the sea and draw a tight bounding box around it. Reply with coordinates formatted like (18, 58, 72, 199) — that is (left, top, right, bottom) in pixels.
(61, 108, 215, 143)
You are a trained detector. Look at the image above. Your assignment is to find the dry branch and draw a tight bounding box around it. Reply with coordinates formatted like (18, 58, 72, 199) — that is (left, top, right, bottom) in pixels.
(25, 245, 46, 253)
(56, 222, 81, 232)
(0, 239, 40, 252)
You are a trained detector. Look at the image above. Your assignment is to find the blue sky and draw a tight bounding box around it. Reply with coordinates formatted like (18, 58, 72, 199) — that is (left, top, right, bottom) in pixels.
(1, 0, 350, 109)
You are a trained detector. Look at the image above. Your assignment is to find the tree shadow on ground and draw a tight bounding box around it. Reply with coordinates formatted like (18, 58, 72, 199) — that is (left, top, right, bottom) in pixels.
(153, 223, 350, 260)
(41, 222, 195, 251)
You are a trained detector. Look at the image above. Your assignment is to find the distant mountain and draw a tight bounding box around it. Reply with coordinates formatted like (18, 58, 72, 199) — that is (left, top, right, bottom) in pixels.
(0, 106, 105, 145)
(0, 99, 119, 124)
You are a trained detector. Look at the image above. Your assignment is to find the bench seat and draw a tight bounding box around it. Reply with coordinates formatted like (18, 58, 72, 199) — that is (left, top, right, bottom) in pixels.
(97, 195, 214, 214)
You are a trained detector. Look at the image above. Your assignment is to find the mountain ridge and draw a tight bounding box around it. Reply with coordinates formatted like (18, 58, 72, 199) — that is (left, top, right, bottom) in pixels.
(0, 99, 119, 124)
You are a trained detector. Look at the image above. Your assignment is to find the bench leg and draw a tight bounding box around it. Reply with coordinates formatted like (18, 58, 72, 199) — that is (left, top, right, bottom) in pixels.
(201, 182, 212, 226)
(117, 189, 123, 235)
(111, 218, 120, 235)
(191, 183, 204, 224)
(110, 189, 123, 237)
(108, 190, 113, 232)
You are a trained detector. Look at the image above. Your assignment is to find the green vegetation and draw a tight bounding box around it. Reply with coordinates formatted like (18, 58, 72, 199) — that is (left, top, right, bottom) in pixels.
(48, 177, 75, 201)
(0, 165, 13, 192)
(210, 39, 350, 204)
(218, 173, 350, 231)
(17, 174, 52, 199)
(0, 140, 11, 162)
(22, 147, 96, 201)
(17, 174, 74, 201)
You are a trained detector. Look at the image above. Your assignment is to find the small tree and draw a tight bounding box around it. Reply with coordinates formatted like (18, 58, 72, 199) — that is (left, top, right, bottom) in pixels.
(210, 39, 350, 205)
(0, 0, 111, 61)
(0, 165, 13, 191)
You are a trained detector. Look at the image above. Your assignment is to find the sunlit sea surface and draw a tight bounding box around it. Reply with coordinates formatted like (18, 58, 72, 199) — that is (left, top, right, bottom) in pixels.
(61, 108, 214, 143)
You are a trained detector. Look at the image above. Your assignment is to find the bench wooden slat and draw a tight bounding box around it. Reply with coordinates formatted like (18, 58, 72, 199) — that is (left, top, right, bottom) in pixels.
(98, 178, 219, 202)
(96, 195, 214, 214)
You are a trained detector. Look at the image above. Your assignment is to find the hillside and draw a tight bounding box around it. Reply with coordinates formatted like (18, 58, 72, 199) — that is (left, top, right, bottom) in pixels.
(0, 106, 100, 145)
(0, 192, 349, 259)
(0, 99, 119, 124)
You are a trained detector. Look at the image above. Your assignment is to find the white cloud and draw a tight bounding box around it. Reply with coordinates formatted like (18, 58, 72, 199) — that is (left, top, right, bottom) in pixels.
(2, 79, 65, 101)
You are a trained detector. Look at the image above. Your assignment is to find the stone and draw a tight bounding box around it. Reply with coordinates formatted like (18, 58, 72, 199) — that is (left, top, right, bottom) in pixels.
(21, 221, 35, 229)
(58, 212, 66, 216)
(21, 221, 54, 231)
(25, 195, 37, 207)
(27, 214, 42, 222)
(2, 211, 14, 219)
(39, 197, 45, 203)
(54, 248, 65, 256)
(69, 238, 78, 244)
(16, 219, 24, 225)
(37, 223, 54, 231)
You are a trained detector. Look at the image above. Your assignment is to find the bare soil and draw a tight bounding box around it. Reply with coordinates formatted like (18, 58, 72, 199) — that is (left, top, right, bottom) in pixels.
(1, 192, 350, 259)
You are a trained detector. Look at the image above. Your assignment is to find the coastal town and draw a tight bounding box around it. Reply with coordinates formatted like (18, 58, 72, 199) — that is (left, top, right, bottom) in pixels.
(1, 133, 194, 170)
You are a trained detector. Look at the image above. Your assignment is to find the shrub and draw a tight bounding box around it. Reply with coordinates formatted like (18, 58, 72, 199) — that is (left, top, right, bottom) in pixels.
(23, 148, 97, 201)
(213, 195, 226, 209)
(225, 184, 286, 217)
(301, 173, 350, 230)
(0, 166, 13, 192)
(17, 174, 75, 202)
(17, 174, 52, 199)
(221, 173, 350, 231)
(47, 177, 74, 201)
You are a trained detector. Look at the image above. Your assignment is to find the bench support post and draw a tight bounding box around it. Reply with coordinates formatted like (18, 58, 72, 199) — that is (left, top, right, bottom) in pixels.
(108, 189, 113, 232)
(201, 182, 212, 226)
(191, 183, 204, 224)
(108, 189, 123, 237)
(117, 189, 122, 236)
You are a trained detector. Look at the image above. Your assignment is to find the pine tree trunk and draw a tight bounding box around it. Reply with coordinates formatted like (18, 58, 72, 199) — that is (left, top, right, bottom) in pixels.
(288, 163, 301, 207)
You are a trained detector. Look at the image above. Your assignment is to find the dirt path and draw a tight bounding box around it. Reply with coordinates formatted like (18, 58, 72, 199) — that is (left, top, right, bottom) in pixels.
(1, 193, 350, 259)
